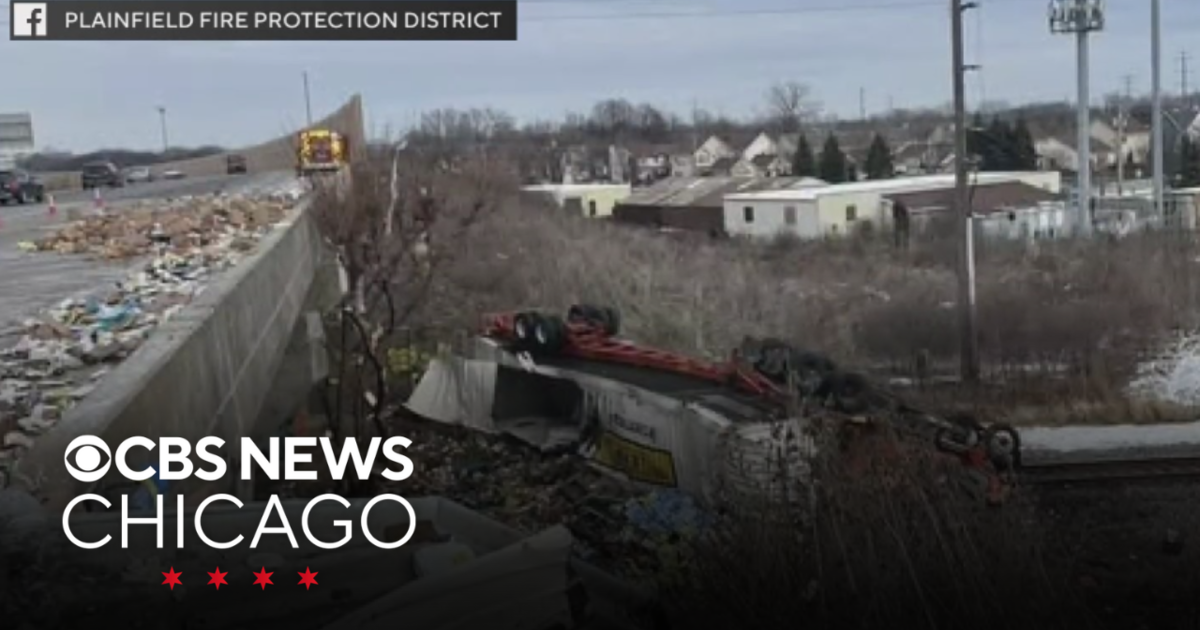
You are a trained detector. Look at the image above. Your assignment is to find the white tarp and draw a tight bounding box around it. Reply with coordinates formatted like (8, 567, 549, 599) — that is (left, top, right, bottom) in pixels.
(405, 357, 498, 431)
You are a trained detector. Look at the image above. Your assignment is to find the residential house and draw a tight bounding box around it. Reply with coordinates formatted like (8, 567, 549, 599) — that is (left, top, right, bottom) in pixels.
(612, 176, 827, 234)
(559, 145, 613, 184)
(1028, 118, 1122, 174)
(700, 155, 737, 177)
(722, 171, 1062, 240)
(522, 183, 632, 218)
(1035, 136, 1080, 172)
(693, 136, 737, 172)
(670, 154, 696, 177)
(739, 132, 779, 162)
(731, 154, 791, 178)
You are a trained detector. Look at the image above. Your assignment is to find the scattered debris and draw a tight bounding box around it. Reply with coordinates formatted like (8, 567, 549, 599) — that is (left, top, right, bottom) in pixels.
(30, 195, 293, 260)
(0, 191, 303, 487)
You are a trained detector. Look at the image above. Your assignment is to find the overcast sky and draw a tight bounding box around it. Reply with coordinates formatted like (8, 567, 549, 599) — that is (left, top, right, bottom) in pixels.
(5, 0, 1200, 152)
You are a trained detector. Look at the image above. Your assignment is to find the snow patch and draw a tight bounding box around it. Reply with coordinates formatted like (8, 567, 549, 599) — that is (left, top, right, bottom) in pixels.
(1128, 332, 1200, 407)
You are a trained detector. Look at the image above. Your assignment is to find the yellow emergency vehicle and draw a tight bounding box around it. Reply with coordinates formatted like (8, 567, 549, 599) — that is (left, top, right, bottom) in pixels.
(297, 128, 348, 175)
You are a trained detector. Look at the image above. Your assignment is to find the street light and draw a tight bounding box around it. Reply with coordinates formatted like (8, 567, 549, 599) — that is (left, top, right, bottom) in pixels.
(1049, 0, 1104, 238)
(156, 106, 169, 153)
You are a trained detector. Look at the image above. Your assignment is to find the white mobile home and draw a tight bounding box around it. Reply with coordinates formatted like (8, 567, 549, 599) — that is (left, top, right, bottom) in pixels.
(723, 171, 1062, 239)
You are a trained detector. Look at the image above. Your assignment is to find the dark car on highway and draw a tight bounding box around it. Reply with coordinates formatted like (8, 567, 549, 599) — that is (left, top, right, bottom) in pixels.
(226, 154, 247, 175)
(0, 169, 45, 205)
(81, 161, 124, 189)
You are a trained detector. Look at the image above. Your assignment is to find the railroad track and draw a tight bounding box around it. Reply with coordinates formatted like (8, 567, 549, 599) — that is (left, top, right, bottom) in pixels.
(1019, 455, 1200, 485)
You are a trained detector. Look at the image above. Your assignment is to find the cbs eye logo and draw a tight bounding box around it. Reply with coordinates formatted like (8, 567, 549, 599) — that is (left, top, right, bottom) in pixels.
(64, 435, 112, 483)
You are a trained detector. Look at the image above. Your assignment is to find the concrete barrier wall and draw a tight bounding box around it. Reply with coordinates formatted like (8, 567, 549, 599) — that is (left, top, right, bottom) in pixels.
(18, 201, 332, 508)
(38, 94, 366, 191)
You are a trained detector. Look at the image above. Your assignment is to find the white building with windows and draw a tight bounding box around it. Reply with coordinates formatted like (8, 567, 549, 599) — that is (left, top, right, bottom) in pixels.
(722, 171, 1061, 239)
(0, 113, 34, 169)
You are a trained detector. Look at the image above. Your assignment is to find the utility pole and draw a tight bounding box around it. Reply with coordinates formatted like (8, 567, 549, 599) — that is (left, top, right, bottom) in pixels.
(1050, 0, 1104, 238)
(1116, 74, 1132, 195)
(1181, 52, 1190, 103)
(859, 87, 867, 121)
(690, 98, 700, 153)
(303, 71, 313, 127)
(953, 0, 980, 383)
(156, 106, 168, 153)
(1152, 0, 1165, 218)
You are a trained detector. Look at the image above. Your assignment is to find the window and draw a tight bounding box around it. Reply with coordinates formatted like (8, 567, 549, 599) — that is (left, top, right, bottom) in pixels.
(588, 200, 597, 217)
(784, 206, 797, 226)
(845, 205, 858, 222)
(743, 206, 754, 223)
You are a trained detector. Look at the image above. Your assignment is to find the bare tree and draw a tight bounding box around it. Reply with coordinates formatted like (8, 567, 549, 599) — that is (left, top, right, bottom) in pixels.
(311, 134, 516, 450)
(764, 81, 822, 133)
(590, 98, 637, 140)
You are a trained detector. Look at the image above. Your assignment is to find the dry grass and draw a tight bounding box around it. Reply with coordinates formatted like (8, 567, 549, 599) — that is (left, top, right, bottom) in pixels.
(311, 154, 1200, 629)
(393, 192, 1200, 423)
(652, 428, 1096, 630)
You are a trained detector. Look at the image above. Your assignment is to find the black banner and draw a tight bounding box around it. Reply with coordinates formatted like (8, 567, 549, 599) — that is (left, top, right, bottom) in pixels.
(8, 0, 518, 41)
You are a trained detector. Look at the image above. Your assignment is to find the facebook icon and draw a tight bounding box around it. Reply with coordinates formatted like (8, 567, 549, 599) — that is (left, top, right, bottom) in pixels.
(12, 2, 49, 38)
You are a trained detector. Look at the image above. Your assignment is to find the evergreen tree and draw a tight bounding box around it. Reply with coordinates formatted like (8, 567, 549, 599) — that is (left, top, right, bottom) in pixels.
(1178, 135, 1200, 187)
(818, 133, 848, 183)
(792, 133, 816, 177)
(981, 117, 1015, 171)
(1012, 117, 1038, 170)
(864, 133, 895, 179)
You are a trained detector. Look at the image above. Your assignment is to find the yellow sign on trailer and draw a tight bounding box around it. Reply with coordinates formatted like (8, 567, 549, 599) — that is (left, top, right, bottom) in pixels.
(297, 129, 348, 175)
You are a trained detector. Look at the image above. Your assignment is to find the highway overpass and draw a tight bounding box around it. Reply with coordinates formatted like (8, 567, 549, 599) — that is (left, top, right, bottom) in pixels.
(7, 96, 364, 507)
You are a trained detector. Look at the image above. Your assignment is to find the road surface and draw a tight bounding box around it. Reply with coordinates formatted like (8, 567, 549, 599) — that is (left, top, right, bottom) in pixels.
(3, 173, 258, 222)
(0, 171, 294, 333)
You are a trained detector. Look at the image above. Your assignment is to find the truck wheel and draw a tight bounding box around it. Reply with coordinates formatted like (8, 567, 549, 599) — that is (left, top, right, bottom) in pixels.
(567, 304, 619, 336)
(982, 423, 1021, 470)
(513, 311, 539, 345)
(600, 306, 621, 336)
(533, 314, 567, 353)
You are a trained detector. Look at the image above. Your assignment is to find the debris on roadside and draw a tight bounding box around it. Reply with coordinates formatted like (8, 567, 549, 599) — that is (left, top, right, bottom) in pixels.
(372, 420, 713, 581)
(0, 192, 303, 486)
(30, 194, 293, 260)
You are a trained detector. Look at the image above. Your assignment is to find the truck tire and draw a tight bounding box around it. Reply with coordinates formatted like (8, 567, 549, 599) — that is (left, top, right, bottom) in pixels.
(567, 304, 620, 336)
(533, 314, 567, 353)
(982, 423, 1021, 470)
(513, 311, 539, 345)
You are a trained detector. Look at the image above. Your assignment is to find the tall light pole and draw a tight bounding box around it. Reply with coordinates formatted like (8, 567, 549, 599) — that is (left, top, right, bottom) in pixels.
(1152, 0, 1165, 217)
(1050, 0, 1104, 237)
(303, 72, 313, 127)
(156, 106, 168, 153)
(953, 0, 980, 383)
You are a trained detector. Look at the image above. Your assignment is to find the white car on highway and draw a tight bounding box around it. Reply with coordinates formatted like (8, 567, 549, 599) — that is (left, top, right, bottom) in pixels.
(123, 166, 153, 184)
